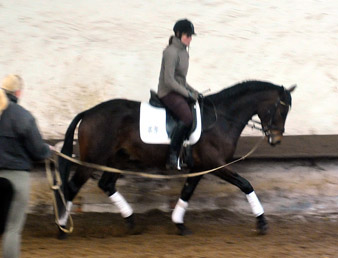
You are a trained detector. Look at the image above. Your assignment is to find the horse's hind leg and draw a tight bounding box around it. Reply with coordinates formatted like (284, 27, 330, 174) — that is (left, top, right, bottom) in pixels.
(214, 168, 268, 235)
(57, 166, 92, 238)
(98, 172, 136, 233)
(172, 175, 203, 235)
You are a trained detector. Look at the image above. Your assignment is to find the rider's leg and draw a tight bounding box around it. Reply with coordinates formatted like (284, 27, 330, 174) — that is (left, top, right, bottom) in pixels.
(160, 92, 193, 169)
(166, 121, 191, 169)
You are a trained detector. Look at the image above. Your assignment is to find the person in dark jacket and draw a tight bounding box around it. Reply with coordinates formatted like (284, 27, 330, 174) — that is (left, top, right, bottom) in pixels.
(0, 74, 52, 258)
(158, 18, 200, 170)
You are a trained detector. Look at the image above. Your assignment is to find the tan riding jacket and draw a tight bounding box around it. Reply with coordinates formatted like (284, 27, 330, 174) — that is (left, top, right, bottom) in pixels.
(157, 36, 196, 98)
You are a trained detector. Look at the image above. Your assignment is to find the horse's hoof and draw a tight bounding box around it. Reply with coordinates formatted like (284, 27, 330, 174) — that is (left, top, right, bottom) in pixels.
(175, 223, 192, 236)
(57, 227, 68, 240)
(124, 214, 142, 235)
(124, 214, 135, 229)
(126, 226, 143, 235)
(256, 214, 268, 235)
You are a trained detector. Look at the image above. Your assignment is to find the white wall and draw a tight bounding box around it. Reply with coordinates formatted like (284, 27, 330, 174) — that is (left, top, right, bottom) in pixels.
(1, 0, 337, 138)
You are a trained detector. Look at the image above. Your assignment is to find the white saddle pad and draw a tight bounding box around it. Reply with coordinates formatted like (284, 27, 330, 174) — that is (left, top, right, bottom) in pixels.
(139, 102, 202, 145)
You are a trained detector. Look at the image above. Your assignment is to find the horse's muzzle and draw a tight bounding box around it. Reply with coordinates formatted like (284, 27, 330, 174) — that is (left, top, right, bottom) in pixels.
(266, 130, 283, 146)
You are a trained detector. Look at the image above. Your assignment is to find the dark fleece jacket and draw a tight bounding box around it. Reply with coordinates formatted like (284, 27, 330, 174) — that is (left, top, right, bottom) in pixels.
(0, 94, 50, 171)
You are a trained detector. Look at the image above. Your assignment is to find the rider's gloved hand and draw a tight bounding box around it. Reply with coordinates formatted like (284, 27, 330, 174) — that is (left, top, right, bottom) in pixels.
(188, 90, 199, 102)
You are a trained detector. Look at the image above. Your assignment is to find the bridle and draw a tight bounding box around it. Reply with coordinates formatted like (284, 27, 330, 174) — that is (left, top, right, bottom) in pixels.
(262, 97, 290, 137)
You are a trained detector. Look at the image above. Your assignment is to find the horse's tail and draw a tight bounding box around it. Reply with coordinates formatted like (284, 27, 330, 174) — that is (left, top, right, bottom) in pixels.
(56, 111, 86, 215)
(58, 111, 85, 193)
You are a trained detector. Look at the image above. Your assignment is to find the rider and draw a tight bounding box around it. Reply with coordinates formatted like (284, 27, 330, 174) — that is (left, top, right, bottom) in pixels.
(157, 19, 200, 170)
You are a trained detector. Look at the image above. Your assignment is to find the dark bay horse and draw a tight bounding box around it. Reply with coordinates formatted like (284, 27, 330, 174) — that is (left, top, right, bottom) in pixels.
(56, 80, 296, 237)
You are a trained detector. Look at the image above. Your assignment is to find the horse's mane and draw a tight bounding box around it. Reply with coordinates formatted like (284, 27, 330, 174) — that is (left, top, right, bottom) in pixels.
(208, 80, 284, 103)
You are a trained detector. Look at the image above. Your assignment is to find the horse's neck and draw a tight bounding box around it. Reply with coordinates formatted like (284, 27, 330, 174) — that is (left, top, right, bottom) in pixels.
(231, 95, 259, 123)
(215, 93, 263, 138)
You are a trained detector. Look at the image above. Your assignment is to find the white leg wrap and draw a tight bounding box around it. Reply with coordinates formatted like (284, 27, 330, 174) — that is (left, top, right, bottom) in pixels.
(109, 192, 133, 218)
(172, 198, 188, 224)
(246, 191, 264, 217)
(58, 201, 73, 226)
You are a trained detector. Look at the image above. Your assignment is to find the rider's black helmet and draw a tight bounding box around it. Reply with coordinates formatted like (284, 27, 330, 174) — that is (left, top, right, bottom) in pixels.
(173, 19, 196, 37)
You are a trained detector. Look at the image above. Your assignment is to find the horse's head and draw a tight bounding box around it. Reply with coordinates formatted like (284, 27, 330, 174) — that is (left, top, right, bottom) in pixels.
(257, 85, 296, 146)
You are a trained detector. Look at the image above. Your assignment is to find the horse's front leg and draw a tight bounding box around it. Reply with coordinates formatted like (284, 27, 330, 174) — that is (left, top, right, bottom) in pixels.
(214, 168, 268, 235)
(172, 175, 203, 235)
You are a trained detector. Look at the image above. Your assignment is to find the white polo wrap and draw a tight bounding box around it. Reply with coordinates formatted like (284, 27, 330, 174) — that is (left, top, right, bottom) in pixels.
(246, 191, 264, 217)
(58, 201, 73, 226)
(109, 192, 133, 218)
(172, 198, 189, 224)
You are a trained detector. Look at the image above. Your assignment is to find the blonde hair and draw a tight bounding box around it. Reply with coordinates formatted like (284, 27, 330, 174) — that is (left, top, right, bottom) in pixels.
(0, 89, 9, 116)
(1, 74, 24, 94)
(0, 74, 23, 117)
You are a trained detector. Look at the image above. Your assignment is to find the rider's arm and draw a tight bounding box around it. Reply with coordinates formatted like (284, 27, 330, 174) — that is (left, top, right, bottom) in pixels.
(186, 83, 199, 95)
(163, 49, 190, 97)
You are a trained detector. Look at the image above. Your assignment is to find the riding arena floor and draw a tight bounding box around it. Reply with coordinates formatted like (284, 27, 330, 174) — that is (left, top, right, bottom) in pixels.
(4, 210, 337, 258)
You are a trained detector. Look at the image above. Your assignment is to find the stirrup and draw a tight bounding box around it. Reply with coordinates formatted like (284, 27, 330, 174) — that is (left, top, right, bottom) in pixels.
(165, 156, 181, 170)
(165, 161, 181, 171)
(177, 157, 182, 170)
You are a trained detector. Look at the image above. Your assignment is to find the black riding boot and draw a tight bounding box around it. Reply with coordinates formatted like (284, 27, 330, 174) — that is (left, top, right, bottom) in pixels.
(166, 121, 190, 170)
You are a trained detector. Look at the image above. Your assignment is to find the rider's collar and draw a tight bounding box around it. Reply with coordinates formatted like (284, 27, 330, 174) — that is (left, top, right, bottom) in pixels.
(172, 36, 187, 50)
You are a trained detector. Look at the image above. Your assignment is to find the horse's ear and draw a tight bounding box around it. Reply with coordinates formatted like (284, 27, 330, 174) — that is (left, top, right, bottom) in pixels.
(287, 84, 297, 93)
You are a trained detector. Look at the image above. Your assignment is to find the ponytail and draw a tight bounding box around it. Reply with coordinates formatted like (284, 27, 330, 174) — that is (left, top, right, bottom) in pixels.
(0, 89, 9, 117)
(168, 35, 174, 45)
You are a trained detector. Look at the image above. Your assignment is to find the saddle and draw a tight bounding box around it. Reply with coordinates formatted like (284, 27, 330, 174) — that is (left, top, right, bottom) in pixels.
(149, 90, 198, 138)
(140, 91, 215, 169)
(139, 91, 201, 145)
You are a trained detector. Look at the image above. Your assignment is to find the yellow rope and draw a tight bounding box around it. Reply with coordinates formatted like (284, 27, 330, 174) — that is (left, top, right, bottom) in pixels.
(45, 156, 74, 234)
(45, 136, 264, 234)
(51, 136, 265, 179)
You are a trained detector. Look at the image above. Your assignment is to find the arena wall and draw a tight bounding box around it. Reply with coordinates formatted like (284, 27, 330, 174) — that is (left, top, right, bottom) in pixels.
(0, 1, 337, 138)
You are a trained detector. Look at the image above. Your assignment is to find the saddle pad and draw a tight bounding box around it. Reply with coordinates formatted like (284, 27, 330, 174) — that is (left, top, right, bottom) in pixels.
(139, 102, 202, 145)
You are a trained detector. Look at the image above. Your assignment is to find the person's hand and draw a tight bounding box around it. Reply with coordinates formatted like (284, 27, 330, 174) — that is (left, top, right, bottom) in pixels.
(198, 93, 203, 100)
(49, 145, 56, 152)
(188, 91, 198, 102)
